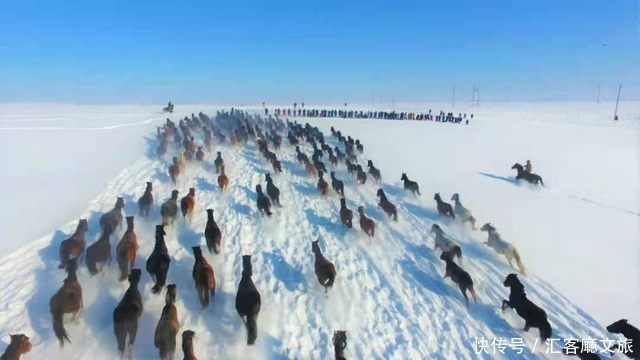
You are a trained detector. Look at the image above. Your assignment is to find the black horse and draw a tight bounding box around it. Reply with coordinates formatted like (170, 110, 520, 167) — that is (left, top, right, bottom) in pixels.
(501, 273, 552, 341)
(434, 193, 455, 219)
(235, 255, 261, 345)
(400, 173, 420, 196)
(511, 163, 544, 186)
(606, 319, 639, 359)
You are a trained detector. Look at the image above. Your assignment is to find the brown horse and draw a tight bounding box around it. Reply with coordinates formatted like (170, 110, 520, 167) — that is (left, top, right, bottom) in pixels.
(311, 240, 337, 295)
(50, 258, 83, 347)
(59, 219, 89, 269)
(0, 334, 32, 360)
(180, 188, 196, 222)
(356, 165, 367, 185)
(192, 246, 216, 309)
(339, 198, 353, 229)
(100, 197, 125, 232)
(86, 222, 114, 275)
(195, 146, 205, 162)
(218, 164, 229, 191)
(333, 330, 347, 360)
(169, 157, 181, 185)
(113, 269, 143, 360)
(205, 209, 222, 254)
(367, 160, 382, 183)
(161, 190, 179, 226)
(303, 158, 318, 178)
(357, 206, 375, 238)
(137, 182, 153, 218)
(154, 284, 180, 360)
(317, 171, 329, 197)
(116, 216, 138, 281)
(181, 330, 197, 360)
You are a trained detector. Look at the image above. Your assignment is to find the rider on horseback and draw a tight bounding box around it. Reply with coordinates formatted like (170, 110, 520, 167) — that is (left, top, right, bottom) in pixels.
(524, 160, 532, 173)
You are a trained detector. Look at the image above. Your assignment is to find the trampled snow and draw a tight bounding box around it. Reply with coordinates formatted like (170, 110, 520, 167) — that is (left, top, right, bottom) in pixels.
(0, 102, 638, 359)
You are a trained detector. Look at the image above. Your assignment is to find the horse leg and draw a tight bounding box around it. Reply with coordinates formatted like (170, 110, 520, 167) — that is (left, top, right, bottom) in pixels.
(523, 321, 531, 332)
(501, 300, 510, 312)
(459, 285, 469, 307)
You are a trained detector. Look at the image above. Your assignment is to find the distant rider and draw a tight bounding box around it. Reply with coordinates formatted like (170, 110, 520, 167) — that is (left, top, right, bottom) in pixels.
(524, 160, 532, 173)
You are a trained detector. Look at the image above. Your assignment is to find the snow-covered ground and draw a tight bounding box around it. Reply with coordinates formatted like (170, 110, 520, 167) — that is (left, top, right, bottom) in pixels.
(0, 102, 638, 359)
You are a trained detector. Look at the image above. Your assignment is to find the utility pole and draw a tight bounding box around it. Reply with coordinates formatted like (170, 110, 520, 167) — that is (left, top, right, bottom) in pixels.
(597, 82, 601, 104)
(471, 85, 476, 107)
(613, 83, 622, 121)
(452, 84, 456, 108)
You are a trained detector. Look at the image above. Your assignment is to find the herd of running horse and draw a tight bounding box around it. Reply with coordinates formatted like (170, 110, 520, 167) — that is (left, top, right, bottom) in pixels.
(2, 109, 637, 360)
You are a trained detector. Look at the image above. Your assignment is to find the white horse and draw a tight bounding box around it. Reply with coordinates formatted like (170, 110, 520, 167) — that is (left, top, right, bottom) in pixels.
(480, 223, 526, 275)
(451, 193, 477, 230)
(430, 224, 462, 259)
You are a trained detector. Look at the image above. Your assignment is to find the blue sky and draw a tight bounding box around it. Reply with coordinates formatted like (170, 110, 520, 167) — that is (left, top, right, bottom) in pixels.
(0, 0, 638, 104)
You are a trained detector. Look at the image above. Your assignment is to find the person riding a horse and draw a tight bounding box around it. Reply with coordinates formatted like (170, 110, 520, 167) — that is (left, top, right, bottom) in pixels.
(525, 160, 532, 173)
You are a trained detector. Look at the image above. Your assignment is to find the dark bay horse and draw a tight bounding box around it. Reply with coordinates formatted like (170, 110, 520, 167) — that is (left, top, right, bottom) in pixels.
(0, 334, 32, 360)
(137, 182, 153, 218)
(333, 330, 347, 360)
(357, 206, 376, 238)
(311, 240, 337, 295)
(113, 269, 143, 360)
(511, 163, 544, 186)
(100, 197, 125, 232)
(181, 330, 197, 360)
(192, 246, 216, 309)
(339, 198, 353, 229)
(204, 209, 222, 254)
(235, 255, 261, 345)
(180, 188, 196, 222)
(50, 258, 83, 347)
(59, 219, 89, 269)
(376, 189, 398, 221)
(154, 284, 180, 360)
(146, 225, 171, 294)
(116, 216, 138, 281)
(85, 222, 114, 275)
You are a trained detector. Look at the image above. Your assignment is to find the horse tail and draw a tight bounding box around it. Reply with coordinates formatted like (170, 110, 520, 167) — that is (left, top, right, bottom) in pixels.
(469, 214, 477, 230)
(513, 248, 527, 276)
(197, 268, 210, 309)
(114, 322, 126, 355)
(326, 272, 336, 290)
(469, 285, 478, 302)
(539, 177, 545, 186)
(246, 313, 258, 345)
(52, 310, 70, 347)
(86, 252, 98, 276)
(453, 245, 462, 260)
(118, 250, 129, 282)
(540, 319, 552, 341)
(416, 187, 421, 195)
(59, 243, 68, 269)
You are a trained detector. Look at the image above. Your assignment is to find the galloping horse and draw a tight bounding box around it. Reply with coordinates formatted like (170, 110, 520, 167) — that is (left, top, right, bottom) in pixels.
(235, 255, 261, 345)
(480, 223, 526, 275)
(311, 240, 337, 295)
(50, 258, 83, 347)
(113, 269, 143, 360)
(1, 334, 32, 360)
(511, 163, 544, 186)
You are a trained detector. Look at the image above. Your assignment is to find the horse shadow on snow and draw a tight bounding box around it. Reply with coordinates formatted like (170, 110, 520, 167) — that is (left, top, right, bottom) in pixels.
(261, 251, 305, 293)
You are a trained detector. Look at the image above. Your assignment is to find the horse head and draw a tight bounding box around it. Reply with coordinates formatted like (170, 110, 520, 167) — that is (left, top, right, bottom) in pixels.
(451, 193, 459, 202)
(606, 319, 629, 334)
(255, 185, 263, 194)
(311, 240, 320, 254)
(511, 163, 522, 170)
(439, 250, 454, 262)
(128, 268, 142, 285)
(155, 225, 166, 237)
(430, 224, 442, 235)
(241, 255, 253, 277)
(192, 246, 203, 258)
(7, 334, 32, 355)
(480, 223, 494, 232)
(115, 197, 125, 209)
(188, 188, 196, 196)
(165, 284, 177, 305)
(503, 273, 522, 288)
(171, 190, 179, 200)
(145, 182, 153, 191)
(401, 173, 407, 181)
(434, 193, 441, 201)
(333, 330, 347, 350)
